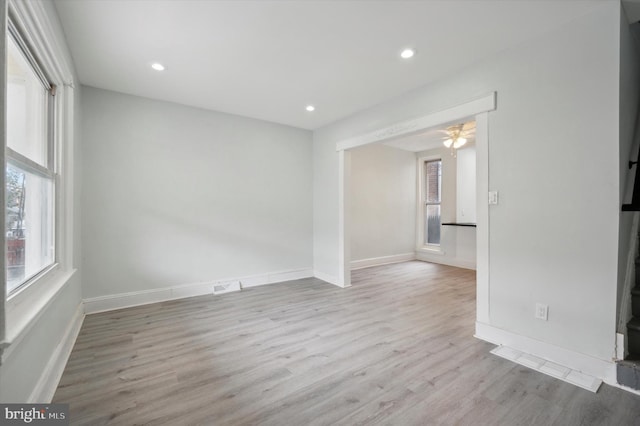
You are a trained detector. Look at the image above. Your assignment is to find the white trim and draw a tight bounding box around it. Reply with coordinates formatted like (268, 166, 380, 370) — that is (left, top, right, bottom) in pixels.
(475, 112, 490, 324)
(611, 381, 640, 396)
(58, 85, 75, 273)
(416, 252, 476, 270)
(416, 246, 445, 255)
(618, 212, 639, 339)
(337, 150, 352, 288)
(28, 302, 84, 403)
(475, 321, 616, 385)
(336, 95, 494, 328)
(336, 93, 496, 151)
(83, 268, 314, 314)
(241, 268, 313, 288)
(616, 333, 625, 361)
(2, 269, 77, 363)
(416, 154, 443, 251)
(350, 253, 416, 270)
(313, 270, 341, 287)
(8, 0, 73, 84)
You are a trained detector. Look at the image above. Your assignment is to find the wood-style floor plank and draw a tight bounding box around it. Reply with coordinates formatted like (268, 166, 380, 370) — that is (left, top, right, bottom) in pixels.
(53, 261, 640, 425)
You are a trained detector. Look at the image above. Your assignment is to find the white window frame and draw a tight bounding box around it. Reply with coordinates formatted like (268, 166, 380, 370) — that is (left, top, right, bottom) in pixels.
(416, 155, 444, 254)
(1, 0, 77, 362)
(6, 17, 57, 296)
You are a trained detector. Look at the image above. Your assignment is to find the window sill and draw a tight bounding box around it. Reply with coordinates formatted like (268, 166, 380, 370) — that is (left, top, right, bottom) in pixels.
(2, 265, 77, 364)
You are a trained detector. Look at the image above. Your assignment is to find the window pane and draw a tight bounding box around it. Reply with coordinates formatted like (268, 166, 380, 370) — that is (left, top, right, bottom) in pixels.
(425, 160, 441, 203)
(7, 35, 49, 167)
(6, 164, 54, 293)
(425, 204, 441, 245)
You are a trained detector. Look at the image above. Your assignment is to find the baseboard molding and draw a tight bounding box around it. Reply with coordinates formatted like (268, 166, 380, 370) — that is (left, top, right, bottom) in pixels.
(29, 303, 84, 403)
(416, 252, 476, 270)
(475, 322, 616, 384)
(350, 252, 416, 270)
(84, 268, 314, 314)
(313, 270, 340, 287)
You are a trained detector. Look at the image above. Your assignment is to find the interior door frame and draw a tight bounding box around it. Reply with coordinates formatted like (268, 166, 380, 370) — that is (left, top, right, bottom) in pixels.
(336, 92, 495, 324)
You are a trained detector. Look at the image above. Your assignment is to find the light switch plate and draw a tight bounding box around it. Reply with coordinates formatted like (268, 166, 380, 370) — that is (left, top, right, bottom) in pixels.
(488, 191, 499, 205)
(535, 303, 548, 321)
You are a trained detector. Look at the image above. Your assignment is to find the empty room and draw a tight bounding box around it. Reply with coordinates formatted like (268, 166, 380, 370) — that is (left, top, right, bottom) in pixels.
(3, 0, 640, 424)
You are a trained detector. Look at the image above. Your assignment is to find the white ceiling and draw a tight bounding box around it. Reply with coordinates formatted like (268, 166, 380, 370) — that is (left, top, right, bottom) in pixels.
(54, 0, 605, 130)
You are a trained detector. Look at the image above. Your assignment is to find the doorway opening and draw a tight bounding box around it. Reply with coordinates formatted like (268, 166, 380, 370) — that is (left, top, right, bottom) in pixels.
(336, 93, 495, 325)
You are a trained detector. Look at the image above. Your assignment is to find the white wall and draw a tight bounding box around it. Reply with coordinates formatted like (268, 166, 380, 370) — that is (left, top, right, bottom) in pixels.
(81, 87, 313, 299)
(617, 6, 640, 325)
(313, 3, 620, 362)
(350, 143, 416, 262)
(456, 145, 476, 224)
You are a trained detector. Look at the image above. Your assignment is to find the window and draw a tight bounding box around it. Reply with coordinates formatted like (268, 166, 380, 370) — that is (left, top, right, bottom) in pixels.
(424, 159, 442, 245)
(6, 24, 56, 294)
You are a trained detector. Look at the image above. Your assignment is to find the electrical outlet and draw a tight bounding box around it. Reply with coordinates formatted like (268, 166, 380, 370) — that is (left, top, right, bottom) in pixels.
(535, 303, 548, 321)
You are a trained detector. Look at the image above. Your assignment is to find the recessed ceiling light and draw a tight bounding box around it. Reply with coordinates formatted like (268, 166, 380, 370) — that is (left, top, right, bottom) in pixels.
(306, 105, 315, 112)
(400, 48, 415, 59)
(151, 63, 165, 71)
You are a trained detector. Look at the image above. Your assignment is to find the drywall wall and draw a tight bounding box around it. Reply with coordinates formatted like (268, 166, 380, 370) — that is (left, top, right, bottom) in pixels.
(81, 87, 313, 299)
(617, 6, 640, 325)
(415, 146, 475, 269)
(313, 2, 619, 361)
(456, 145, 476, 224)
(350, 143, 416, 262)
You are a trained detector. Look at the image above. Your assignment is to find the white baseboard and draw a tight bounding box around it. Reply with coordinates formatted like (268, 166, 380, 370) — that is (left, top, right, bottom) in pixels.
(313, 270, 340, 287)
(350, 252, 416, 270)
(84, 268, 314, 314)
(416, 252, 476, 270)
(29, 303, 84, 403)
(475, 322, 616, 384)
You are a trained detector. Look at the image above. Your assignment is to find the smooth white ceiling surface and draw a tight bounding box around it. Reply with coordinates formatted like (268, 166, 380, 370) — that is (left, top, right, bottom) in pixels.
(54, 0, 605, 130)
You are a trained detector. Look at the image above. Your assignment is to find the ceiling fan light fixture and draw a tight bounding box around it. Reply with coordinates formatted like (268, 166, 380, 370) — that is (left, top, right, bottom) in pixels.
(443, 138, 453, 148)
(453, 137, 467, 149)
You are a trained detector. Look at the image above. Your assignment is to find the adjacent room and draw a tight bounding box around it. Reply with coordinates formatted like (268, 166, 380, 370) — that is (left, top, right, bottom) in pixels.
(3, 0, 640, 424)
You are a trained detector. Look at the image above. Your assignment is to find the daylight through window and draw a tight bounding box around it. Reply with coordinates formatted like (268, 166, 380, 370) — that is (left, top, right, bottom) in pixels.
(424, 159, 442, 246)
(6, 26, 56, 294)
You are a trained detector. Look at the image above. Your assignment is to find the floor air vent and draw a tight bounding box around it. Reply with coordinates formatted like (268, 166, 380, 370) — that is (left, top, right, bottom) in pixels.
(213, 280, 242, 295)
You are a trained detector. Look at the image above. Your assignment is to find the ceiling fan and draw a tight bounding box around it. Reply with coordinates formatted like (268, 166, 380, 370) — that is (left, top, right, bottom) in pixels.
(440, 121, 476, 155)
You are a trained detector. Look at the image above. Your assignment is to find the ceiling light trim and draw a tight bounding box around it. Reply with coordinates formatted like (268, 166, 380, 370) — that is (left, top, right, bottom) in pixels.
(400, 48, 415, 59)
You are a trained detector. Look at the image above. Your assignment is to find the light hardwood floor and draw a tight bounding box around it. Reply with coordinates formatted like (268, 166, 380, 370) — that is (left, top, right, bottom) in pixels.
(54, 261, 640, 425)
